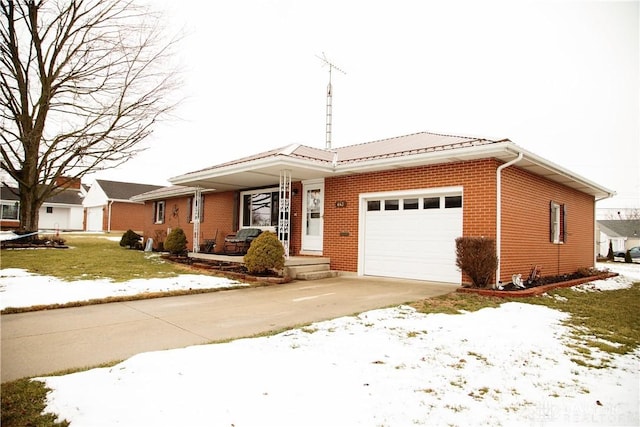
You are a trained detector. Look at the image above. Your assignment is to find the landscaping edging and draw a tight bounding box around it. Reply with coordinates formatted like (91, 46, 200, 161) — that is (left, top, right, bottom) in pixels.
(456, 272, 619, 298)
(163, 255, 292, 285)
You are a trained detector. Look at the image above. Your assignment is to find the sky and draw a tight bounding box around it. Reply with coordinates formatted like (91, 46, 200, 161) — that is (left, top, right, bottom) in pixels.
(0, 262, 637, 425)
(89, 0, 639, 210)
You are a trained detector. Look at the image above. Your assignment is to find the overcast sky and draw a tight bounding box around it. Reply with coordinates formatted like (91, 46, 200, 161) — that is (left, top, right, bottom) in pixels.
(90, 0, 639, 209)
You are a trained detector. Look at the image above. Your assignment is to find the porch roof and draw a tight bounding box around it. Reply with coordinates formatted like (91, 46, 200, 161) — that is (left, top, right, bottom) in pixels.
(168, 131, 614, 199)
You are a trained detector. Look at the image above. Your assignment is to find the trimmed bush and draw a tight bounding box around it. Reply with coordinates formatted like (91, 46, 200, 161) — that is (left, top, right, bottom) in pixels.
(164, 227, 187, 255)
(625, 249, 633, 263)
(455, 236, 498, 288)
(120, 229, 142, 249)
(244, 231, 285, 275)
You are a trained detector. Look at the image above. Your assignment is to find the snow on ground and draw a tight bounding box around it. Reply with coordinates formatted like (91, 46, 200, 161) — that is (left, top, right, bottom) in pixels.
(0, 268, 245, 310)
(1, 262, 638, 426)
(36, 303, 639, 426)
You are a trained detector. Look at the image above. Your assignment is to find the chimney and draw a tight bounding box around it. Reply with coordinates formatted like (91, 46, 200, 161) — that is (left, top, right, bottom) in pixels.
(55, 176, 82, 189)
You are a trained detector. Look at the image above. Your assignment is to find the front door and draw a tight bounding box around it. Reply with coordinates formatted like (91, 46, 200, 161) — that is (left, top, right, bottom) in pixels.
(302, 180, 324, 253)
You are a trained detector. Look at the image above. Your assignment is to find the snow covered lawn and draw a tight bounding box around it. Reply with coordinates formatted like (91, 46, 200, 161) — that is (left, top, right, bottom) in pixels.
(0, 268, 245, 310)
(8, 263, 632, 426)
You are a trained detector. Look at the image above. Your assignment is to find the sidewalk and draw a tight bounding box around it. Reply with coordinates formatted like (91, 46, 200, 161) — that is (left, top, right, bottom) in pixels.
(1, 275, 457, 382)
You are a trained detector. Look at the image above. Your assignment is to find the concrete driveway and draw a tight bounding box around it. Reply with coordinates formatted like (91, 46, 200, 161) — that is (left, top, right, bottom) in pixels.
(1, 276, 457, 383)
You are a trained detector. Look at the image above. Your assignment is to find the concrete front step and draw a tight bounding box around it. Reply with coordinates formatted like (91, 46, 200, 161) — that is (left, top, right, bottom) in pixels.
(286, 264, 330, 277)
(295, 270, 340, 280)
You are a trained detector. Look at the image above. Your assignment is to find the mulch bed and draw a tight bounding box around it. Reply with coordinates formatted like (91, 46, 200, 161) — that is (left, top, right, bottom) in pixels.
(1, 239, 69, 250)
(457, 272, 619, 298)
(162, 254, 291, 285)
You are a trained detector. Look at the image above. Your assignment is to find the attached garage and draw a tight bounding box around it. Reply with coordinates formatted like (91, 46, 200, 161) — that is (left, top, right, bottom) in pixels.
(359, 188, 463, 283)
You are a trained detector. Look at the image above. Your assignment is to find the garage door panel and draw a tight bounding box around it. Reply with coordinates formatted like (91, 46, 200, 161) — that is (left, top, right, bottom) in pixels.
(363, 193, 462, 283)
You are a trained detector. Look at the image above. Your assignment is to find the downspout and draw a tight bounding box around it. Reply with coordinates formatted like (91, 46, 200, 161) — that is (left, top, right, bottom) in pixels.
(496, 152, 524, 288)
(107, 200, 113, 233)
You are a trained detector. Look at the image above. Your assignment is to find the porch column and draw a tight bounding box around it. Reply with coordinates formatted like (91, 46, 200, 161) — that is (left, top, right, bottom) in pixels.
(278, 170, 292, 258)
(192, 187, 202, 253)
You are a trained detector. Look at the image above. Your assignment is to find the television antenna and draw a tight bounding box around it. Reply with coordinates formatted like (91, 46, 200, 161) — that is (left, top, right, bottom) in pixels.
(316, 52, 346, 150)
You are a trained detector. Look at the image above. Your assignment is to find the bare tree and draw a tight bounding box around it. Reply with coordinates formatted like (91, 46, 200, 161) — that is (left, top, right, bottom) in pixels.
(0, 0, 181, 232)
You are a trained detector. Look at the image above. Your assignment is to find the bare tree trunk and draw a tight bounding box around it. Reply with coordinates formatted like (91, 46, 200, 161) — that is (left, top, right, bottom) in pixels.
(19, 191, 39, 232)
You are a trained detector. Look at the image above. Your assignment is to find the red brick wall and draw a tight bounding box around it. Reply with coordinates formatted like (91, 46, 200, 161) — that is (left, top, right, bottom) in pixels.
(139, 192, 236, 252)
(323, 159, 499, 273)
(500, 165, 595, 283)
(106, 202, 148, 233)
(323, 158, 595, 282)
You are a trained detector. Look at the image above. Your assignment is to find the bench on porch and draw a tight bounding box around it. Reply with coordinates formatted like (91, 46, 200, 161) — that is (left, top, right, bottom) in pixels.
(223, 228, 262, 254)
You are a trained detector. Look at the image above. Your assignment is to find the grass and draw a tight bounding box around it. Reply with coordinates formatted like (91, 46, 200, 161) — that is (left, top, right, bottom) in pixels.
(0, 234, 258, 314)
(1, 234, 189, 282)
(1, 379, 69, 427)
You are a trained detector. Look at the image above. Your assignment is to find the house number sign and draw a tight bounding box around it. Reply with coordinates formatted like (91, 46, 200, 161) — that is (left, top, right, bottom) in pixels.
(335, 201, 347, 208)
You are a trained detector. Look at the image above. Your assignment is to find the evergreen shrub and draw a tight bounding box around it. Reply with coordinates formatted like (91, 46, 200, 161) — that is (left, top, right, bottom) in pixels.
(244, 231, 285, 275)
(164, 227, 188, 255)
(120, 229, 142, 249)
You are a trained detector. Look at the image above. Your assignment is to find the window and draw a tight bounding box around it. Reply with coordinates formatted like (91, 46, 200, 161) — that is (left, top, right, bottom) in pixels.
(367, 200, 381, 211)
(403, 198, 419, 210)
(187, 195, 204, 223)
(550, 201, 566, 243)
(154, 201, 165, 224)
(46, 206, 53, 214)
(384, 199, 399, 211)
(423, 197, 440, 209)
(445, 195, 462, 208)
(1, 202, 19, 220)
(241, 190, 279, 227)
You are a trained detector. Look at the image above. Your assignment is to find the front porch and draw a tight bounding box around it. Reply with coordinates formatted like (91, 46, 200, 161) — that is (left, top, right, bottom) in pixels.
(187, 252, 336, 280)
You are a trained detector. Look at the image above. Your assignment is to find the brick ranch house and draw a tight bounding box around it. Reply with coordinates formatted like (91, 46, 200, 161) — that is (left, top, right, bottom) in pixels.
(132, 132, 614, 286)
(83, 180, 163, 233)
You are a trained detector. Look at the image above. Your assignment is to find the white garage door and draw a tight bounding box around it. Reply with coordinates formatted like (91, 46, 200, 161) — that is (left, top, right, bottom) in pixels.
(86, 206, 103, 231)
(362, 192, 463, 283)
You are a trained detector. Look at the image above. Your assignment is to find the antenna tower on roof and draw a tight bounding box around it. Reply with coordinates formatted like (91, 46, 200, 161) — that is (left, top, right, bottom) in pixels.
(317, 52, 346, 150)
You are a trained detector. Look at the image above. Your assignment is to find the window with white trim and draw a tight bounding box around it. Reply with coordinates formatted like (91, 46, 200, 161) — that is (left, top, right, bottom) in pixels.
(550, 201, 566, 243)
(187, 196, 204, 223)
(240, 188, 279, 228)
(154, 201, 165, 224)
(1, 202, 19, 220)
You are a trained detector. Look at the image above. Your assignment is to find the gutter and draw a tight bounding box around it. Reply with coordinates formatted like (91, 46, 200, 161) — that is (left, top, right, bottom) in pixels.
(495, 152, 524, 287)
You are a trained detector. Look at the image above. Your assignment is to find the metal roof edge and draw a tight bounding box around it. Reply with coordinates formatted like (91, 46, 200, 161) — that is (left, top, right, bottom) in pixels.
(512, 144, 616, 199)
(169, 155, 335, 186)
(131, 186, 216, 202)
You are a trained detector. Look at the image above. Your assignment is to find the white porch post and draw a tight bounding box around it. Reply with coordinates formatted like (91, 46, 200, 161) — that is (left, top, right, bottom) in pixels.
(278, 170, 292, 258)
(192, 187, 202, 253)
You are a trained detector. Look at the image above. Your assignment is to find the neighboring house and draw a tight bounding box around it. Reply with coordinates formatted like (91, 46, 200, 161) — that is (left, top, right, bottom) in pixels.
(597, 219, 640, 257)
(83, 180, 163, 233)
(0, 179, 87, 231)
(132, 131, 614, 285)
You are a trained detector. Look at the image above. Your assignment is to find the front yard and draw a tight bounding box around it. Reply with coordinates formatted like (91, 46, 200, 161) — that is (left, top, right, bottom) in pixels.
(1, 234, 639, 426)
